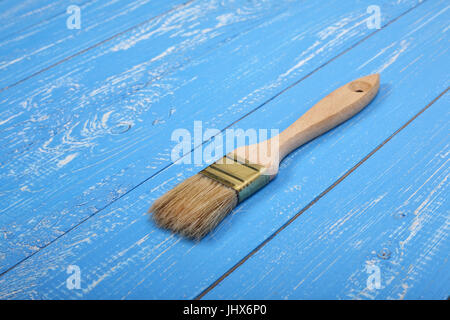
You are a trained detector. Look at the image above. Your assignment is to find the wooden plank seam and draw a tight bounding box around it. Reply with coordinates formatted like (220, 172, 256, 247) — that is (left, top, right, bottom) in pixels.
(0, 0, 195, 93)
(0, 0, 429, 279)
(195, 87, 449, 299)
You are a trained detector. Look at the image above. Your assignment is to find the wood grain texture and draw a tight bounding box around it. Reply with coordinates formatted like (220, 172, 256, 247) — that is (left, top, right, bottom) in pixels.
(0, 0, 420, 275)
(205, 93, 450, 300)
(0, 0, 447, 299)
(234, 74, 380, 175)
(0, 0, 189, 90)
(0, 0, 298, 274)
(275, 73, 380, 162)
(0, 0, 87, 42)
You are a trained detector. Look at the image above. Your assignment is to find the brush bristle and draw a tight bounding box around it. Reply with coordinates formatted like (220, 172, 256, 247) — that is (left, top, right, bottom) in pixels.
(149, 173, 238, 239)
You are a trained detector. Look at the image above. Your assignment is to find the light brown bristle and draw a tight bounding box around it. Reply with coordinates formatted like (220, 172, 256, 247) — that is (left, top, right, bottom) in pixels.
(149, 174, 238, 239)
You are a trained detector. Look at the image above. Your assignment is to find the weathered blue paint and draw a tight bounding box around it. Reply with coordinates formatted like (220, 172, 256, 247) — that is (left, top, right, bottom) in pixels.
(0, 0, 300, 274)
(0, 0, 422, 276)
(0, 0, 448, 299)
(205, 93, 450, 300)
(0, 0, 189, 90)
(0, 0, 87, 42)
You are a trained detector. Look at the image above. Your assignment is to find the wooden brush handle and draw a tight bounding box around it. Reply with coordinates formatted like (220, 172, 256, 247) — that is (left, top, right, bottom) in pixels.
(232, 74, 380, 175)
(278, 74, 380, 161)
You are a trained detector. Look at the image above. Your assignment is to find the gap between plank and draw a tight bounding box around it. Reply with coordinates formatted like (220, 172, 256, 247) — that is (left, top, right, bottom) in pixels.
(0, 0, 427, 280)
(0, 0, 195, 93)
(195, 87, 450, 300)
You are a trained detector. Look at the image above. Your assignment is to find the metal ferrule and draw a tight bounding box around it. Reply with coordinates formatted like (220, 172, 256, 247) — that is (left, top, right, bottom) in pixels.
(199, 155, 270, 203)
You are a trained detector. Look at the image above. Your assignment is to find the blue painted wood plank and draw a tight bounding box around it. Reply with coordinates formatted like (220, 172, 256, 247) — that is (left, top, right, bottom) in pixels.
(0, 0, 88, 41)
(0, 0, 421, 275)
(0, 1, 303, 276)
(0, 0, 189, 90)
(0, 0, 447, 299)
(205, 93, 450, 300)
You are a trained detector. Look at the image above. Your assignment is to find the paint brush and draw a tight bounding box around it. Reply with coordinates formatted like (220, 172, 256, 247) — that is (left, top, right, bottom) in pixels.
(149, 74, 380, 238)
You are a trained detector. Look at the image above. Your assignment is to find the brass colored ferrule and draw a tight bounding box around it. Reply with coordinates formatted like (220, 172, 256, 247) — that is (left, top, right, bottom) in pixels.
(199, 155, 270, 203)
